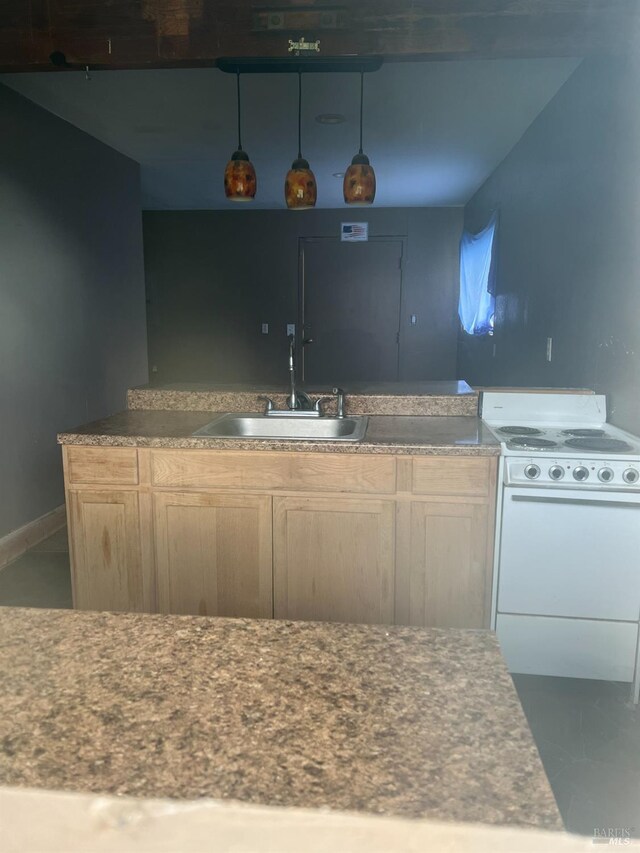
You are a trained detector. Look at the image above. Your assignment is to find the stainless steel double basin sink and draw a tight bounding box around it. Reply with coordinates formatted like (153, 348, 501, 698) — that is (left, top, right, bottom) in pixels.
(193, 412, 368, 442)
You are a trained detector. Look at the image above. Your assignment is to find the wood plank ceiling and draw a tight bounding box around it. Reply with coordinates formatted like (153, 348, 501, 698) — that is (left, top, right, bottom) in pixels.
(1, 1, 638, 73)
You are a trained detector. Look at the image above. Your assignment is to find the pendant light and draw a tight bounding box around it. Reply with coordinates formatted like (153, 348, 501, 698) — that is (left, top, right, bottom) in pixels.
(285, 72, 317, 210)
(344, 72, 376, 206)
(224, 72, 257, 202)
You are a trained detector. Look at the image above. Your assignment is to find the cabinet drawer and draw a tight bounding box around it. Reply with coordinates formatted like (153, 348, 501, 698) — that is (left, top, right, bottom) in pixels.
(66, 447, 139, 485)
(151, 450, 396, 495)
(496, 614, 638, 682)
(412, 456, 492, 497)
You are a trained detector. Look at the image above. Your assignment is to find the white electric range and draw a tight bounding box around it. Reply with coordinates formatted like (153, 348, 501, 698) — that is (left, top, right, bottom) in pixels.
(481, 392, 640, 702)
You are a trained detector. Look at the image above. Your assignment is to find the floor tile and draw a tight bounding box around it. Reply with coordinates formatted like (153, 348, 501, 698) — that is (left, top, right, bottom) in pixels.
(514, 675, 640, 837)
(562, 760, 640, 838)
(0, 551, 72, 609)
(31, 526, 70, 553)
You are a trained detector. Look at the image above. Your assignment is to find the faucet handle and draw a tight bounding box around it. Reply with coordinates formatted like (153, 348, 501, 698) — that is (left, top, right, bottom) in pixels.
(257, 395, 275, 415)
(332, 387, 346, 418)
(312, 395, 333, 414)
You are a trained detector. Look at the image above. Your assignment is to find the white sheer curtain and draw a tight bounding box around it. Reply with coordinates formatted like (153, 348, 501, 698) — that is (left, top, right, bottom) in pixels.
(458, 212, 497, 335)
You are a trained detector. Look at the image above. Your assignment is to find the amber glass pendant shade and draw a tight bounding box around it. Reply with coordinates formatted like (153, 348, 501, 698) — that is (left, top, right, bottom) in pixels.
(285, 73, 316, 210)
(224, 73, 256, 202)
(343, 152, 376, 205)
(344, 72, 376, 206)
(224, 149, 257, 202)
(285, 157, 317, 210)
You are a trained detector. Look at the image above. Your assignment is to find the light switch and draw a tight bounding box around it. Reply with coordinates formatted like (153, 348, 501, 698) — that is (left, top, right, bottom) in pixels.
(410, 314, 417, 326)
(261, 323, 269, 334)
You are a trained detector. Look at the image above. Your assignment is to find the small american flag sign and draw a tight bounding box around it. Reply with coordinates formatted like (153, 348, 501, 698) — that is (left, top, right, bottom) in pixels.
(341, 222, 368, 242)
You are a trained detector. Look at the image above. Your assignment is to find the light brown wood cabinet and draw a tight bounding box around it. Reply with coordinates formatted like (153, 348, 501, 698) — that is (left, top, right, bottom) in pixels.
(273, 496, 395, 624)
(67, 489, 147, 612)
(398, 500, 492, 629)
(154, 491, 272, 618)
(63, 446, 497, 628)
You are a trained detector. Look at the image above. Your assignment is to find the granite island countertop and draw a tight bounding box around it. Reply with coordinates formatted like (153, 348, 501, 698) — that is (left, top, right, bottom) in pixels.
(0, 607, 561, 831)
(57, 411, 500, 456)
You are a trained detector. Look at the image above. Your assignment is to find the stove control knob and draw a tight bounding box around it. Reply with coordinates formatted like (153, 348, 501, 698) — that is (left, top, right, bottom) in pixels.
(549, 465, 565, 481)
(623, 468, 639, 485)
(598, 467, 614, 483)
(524, 464, 541, 480)
(573, 466, 589, 481)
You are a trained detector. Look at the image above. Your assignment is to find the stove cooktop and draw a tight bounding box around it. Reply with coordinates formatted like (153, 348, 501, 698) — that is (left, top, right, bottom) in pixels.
(486, 422, 640, 457)
(481, 392, 640, 487)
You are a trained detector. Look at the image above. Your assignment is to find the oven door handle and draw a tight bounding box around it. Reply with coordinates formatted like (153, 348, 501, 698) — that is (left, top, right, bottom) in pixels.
(510, 494, 640, 508)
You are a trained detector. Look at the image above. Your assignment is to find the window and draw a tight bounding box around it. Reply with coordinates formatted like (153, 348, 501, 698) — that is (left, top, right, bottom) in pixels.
(458, 212, 497, 336)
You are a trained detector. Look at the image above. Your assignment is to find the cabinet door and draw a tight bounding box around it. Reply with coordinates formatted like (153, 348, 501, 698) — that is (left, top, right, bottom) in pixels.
(400, 500, 492, 628)
(154, 492, 272, 618)
(274, 496, 395, 625)
(68, 490, 145, 612)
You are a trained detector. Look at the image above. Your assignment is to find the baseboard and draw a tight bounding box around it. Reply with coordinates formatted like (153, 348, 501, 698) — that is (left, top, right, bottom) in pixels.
(0, 505, 67, 570)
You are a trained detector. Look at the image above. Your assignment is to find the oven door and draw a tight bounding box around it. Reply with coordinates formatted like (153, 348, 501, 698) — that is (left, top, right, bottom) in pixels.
(497, 486, 640, 621)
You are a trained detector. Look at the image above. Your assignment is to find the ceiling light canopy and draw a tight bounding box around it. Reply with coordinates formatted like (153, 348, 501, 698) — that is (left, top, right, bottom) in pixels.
(344, 72, 376, 206)
(224, 72, 256, 202)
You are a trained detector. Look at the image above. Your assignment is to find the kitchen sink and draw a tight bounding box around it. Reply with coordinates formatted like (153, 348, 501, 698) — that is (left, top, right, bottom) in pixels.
(193, 413, 368, 442)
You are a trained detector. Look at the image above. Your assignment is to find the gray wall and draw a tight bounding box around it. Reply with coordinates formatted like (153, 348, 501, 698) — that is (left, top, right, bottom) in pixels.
(143, 207, 463, 385)
(0, 84, 148, 538)
(457, 58, 640, 433)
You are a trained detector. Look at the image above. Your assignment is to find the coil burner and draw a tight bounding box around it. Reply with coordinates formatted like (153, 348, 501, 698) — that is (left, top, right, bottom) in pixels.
(564, 437, 633, 453)
(498, 426, 543, 436)
(508, 437, 558, 449)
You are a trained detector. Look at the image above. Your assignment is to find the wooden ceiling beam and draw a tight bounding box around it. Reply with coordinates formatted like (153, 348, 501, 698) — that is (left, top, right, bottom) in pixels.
(0, 0, 638, 73)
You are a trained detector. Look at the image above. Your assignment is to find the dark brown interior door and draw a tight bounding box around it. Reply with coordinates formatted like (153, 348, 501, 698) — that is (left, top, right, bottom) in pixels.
(301, 238, 403, 385)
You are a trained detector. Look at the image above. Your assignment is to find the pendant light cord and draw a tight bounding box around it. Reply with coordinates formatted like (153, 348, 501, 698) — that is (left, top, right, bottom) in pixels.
(359, 71, 364, 155)
(297, 71, 303, 159)
(236, 71, 243, 151)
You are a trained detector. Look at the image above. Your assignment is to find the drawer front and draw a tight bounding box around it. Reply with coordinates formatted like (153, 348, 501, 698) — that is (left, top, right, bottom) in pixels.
(412, 456, 492, 497)
(66, 447, 139, 485)
(151, 450, 396, 495)
(496, 614, 638, 682)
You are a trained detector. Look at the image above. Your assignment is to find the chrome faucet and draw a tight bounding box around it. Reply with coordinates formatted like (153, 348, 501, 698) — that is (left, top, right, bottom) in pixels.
(287, 333, 297, 410)
(256, 335, 341, 417)
(287, 333, 312, 411)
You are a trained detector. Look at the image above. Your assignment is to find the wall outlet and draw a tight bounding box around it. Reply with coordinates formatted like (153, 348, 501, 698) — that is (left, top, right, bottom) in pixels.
(286, 323, 295, 336)
(546, 337, 553, 362)
(261, 323, 269, 334)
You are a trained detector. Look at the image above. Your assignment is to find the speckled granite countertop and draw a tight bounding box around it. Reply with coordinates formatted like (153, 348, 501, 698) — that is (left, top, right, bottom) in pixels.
(128, 381, 479, 417)
(0, 608, 561, 830)
(57, 411, 499, 456)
